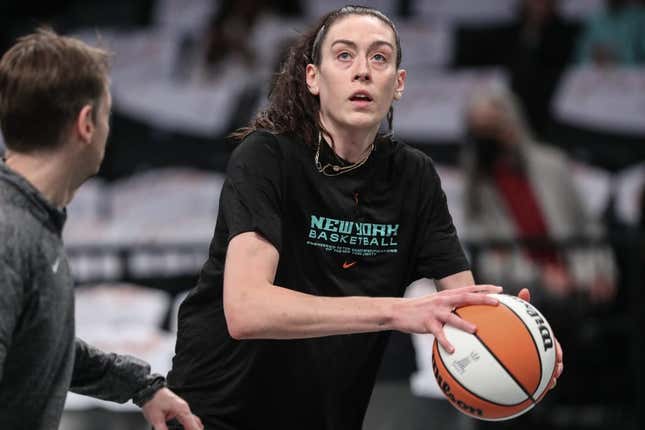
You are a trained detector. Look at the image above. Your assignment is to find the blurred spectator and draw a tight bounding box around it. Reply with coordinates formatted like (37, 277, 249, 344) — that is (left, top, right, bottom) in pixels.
(575, 0, 645, 65)
(453, 0, 579, 138)
(181, 0, 301, 80)
(460, 83, 616, 304)
(170, 0, 265, 83)
(506, 0, 579, 137)
(202, 0, 265, 74)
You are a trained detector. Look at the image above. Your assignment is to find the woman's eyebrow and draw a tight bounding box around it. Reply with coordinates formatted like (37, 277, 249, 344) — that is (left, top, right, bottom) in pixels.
(331, 39, 394, 52)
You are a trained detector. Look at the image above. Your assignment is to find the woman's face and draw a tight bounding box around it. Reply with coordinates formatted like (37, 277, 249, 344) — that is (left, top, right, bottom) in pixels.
(306, 14, 406, 133)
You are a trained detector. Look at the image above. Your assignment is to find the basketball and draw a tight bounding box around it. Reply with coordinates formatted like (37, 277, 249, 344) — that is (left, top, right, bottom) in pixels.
(432, 294, 557, 421)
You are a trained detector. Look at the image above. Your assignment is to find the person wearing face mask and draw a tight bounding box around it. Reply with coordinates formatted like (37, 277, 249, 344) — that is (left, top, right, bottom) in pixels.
(165, 7, 563, 430)
(461, 82, 616, 304)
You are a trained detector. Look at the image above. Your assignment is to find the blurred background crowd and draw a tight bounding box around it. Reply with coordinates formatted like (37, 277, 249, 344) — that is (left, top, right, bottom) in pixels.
(1, 0, 643, 429)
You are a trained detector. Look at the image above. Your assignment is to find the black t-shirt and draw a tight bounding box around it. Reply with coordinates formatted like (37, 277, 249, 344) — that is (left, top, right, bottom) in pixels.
(167, 130, 469, 430)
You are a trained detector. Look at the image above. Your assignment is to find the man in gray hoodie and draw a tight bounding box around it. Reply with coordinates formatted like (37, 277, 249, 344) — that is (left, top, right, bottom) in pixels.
(0, 29, 203, 430)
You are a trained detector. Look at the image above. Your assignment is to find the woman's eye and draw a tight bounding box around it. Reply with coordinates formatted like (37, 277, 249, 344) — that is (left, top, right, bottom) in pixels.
(372, 53, 386, 62)
(338, 52, 352, 60)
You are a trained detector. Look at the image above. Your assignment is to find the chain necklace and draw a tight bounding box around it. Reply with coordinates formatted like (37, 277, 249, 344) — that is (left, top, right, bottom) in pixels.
(314, 133, 375, 176)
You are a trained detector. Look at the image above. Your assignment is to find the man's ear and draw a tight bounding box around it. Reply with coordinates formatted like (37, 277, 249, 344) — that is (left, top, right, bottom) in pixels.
(305, 64, 320, 96)
(76, 104, 95, 144)
(393, 68, 406, 100)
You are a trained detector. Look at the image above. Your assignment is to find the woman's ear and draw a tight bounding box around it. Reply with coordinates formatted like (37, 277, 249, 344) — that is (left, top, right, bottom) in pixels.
(393, 68, 406, 100)
(306, 64, 320, 96)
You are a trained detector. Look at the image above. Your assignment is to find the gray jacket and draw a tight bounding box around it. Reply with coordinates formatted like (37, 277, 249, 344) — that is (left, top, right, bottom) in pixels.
(462, 141, 615, 292)
(0, 161, 160, 429)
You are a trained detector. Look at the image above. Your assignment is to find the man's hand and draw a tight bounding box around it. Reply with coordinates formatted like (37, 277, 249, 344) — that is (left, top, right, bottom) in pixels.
(517, 288, 564, 389)
(141, 387, 203, 430)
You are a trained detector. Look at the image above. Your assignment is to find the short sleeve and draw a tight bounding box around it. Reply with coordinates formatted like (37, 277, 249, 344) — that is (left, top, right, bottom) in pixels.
(220, 131, 284, 252)
(415, 163, 470, 280)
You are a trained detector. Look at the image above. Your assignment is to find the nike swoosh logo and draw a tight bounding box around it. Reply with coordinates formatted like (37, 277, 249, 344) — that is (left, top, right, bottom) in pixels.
(342, 261, 357, 269)
(52, 257, 61, 274)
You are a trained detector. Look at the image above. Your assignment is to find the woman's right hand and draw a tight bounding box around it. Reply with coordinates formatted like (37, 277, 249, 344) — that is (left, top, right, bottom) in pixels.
(392, 285, 502, 353)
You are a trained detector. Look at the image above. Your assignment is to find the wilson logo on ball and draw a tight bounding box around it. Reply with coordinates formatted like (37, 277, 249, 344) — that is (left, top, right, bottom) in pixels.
(431, 294, 557, 421)
(433, 360, 484, 417)
(512, 296, 554, 352)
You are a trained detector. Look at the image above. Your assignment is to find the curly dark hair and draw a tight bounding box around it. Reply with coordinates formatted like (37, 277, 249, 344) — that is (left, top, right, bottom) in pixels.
(231, 5, 402, 148)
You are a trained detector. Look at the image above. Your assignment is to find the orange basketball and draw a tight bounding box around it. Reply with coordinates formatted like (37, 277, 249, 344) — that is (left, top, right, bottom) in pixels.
(432, 294, 557, 421)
